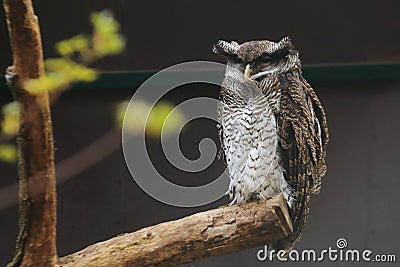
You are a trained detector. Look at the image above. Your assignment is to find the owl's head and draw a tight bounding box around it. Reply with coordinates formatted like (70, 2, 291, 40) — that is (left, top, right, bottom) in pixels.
(213, 37, 300, 81)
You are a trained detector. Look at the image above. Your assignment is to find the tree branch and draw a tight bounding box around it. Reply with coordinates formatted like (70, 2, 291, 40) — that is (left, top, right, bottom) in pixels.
(58, 194, 292, 267)
(3, 0, 57, 266)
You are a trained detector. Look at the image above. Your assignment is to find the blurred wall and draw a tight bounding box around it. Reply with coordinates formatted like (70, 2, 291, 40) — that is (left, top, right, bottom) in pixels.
(1, 0, 400, 71)
(1, 1, 400, 266)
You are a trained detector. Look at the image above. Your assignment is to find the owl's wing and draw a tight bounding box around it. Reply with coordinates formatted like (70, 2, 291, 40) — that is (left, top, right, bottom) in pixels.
(276, 71, 329, 242)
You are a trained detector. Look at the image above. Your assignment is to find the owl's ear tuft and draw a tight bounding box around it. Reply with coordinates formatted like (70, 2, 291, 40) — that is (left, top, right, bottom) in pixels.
(212, 40, 239, 57)
(266, 36, 294, 60)
(279, 36, 294, 50)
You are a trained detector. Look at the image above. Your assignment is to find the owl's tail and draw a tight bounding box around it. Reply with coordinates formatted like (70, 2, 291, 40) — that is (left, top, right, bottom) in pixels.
(269, 214, 307, 257)
(269, 238, 295, 257)
(270, 177, 311, 256)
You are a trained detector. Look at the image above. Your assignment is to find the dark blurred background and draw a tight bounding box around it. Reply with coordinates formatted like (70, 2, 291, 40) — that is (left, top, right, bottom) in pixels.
(1, 1, 400, 266)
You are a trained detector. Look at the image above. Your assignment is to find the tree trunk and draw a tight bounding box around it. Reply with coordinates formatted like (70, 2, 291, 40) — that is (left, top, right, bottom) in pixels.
(3, 0, 57, 266)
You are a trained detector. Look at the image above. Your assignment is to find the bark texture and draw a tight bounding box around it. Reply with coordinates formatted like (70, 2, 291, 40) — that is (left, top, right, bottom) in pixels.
(59, 194, 292, 267)
(3, 0, 57, 266)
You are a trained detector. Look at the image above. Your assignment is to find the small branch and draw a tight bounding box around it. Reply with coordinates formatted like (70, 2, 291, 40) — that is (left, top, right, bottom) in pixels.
(3, 0, 57, 266)
(59, 194, 292, 267)
(0, 128, 121, 211)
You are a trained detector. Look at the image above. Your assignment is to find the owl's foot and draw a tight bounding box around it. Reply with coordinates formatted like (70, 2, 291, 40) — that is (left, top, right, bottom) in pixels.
(250, 192, 262, 203)
(282, 185, 296, 209)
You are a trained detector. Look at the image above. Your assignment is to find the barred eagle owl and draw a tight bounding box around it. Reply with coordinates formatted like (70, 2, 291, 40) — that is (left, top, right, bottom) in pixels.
(213, 37, 329, 251)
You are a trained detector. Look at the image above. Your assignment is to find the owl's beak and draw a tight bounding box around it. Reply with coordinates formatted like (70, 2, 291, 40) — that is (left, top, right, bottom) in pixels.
(244, 64, 251, 78)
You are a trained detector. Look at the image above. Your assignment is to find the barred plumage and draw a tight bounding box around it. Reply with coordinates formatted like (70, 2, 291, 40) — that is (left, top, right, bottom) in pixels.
(213, 37, 329, 252)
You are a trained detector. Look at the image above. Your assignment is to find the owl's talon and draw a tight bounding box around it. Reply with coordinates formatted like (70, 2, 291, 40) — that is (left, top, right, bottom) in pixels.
(250, 192, 261, 203)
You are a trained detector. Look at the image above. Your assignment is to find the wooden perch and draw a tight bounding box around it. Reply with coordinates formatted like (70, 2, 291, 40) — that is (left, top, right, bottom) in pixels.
(58, 194, 292, 267)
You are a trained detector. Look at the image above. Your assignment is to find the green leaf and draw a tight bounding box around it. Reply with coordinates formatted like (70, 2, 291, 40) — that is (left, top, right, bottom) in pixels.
(25, 73, 68, 93)
(26, 59, 98, 94)
(22, 9, 124, 94)
(0, 144, 18, 163)
(116, 100, 150, 135)
(147, 102, 184, 137)
(55, 34, 90, 57)
(91, 10, 126, 56)
(1, 102, 20, 136)
(116, 100, 185, 138)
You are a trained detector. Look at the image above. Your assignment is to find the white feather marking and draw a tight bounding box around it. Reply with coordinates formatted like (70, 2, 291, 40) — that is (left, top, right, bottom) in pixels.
(250, 68, 280, 80)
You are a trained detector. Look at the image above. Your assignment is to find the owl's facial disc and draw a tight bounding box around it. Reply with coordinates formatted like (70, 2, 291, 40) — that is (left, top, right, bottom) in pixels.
(246, 47, 295, 80)
(244, 60, 273, 80)
(213, 38, 297, 80)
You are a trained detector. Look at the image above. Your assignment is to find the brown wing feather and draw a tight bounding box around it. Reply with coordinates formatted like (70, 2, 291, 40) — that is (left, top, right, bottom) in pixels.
(277, 70, 329, 245)
(301, 75, 329, 192)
